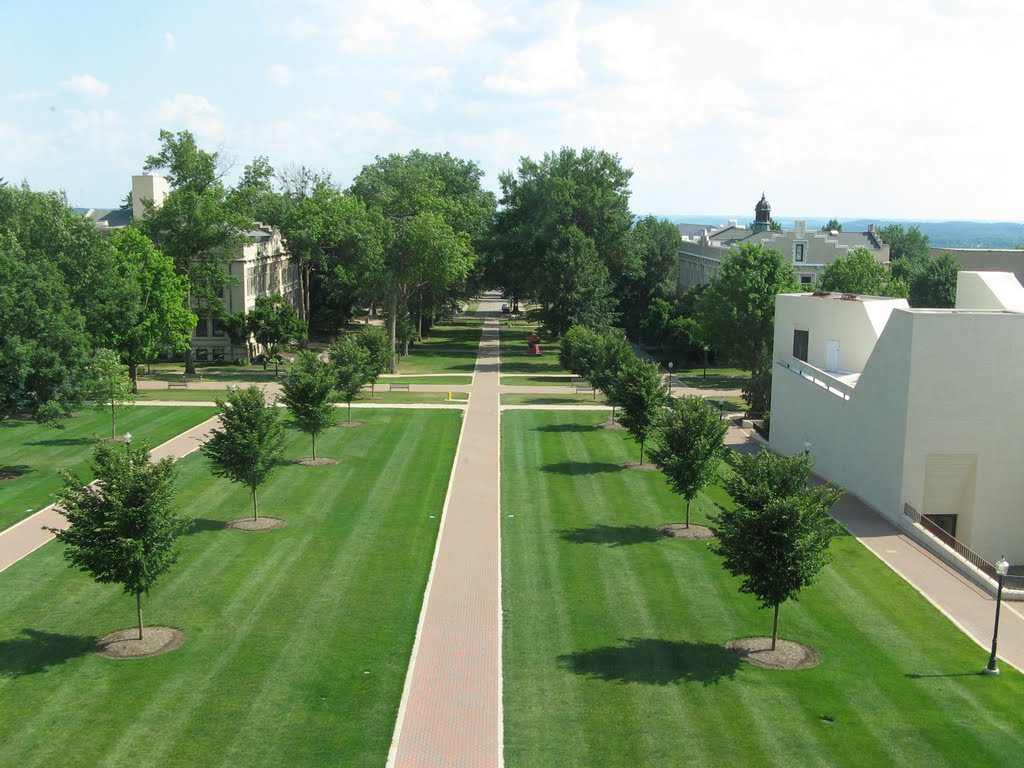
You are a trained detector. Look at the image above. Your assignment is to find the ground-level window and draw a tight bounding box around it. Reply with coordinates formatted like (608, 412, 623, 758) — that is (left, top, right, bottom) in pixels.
(800, 275, 813, 285)
(195, 347, 209, 362)
(793, 329, 809, 361)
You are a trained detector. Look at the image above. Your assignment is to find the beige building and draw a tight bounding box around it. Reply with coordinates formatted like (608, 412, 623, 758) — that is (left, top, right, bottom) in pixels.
(84, 175, 299, 362)
(929, 247, 1024, 288)
(769, 272, 1024, 577)
(678, 195, 890, 290)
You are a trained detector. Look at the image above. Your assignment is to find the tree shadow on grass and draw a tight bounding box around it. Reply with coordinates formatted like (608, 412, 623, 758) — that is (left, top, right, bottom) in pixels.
(0, 629, 97, 677)
(559, 638, 741, 686)
(905, 671, 984, 679)
(532, 423, 597, 433)
(26, 436, 94, 447)
(558, 524, 663, 547)
(188, 518, 226, 534)
(541, 462, 622, 476)
(0, 465, 33, 480)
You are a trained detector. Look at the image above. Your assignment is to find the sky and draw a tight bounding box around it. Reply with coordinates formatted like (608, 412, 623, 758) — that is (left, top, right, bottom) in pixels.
(3, 0, 1022, 222)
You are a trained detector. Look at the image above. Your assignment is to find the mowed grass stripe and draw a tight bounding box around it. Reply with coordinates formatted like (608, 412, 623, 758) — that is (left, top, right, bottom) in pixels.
(501, 410, 1024, 768)
(0, 410, 461, 768)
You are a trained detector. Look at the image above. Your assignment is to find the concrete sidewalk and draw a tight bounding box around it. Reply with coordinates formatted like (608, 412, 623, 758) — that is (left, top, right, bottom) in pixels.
(0, 416, 220, 573)
(388, 293, 504, 768)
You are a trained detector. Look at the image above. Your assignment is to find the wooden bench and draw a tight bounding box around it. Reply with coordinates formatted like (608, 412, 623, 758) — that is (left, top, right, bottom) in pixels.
(575, 385, 595, 394)
(167, 381, 189, 389)
(388, 383, 410, 391)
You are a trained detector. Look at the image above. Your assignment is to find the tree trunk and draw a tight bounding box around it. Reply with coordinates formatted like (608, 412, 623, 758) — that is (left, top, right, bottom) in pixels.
(110, 399, 116, 439)
(136, 591, 144, 641)
(129, 361, 139, 394)
(771, 604, 780, 650)
(387, 291, 398, 373)
(312, 433, 317, 460)
(185, 347, 197, 376)
(347, 400, 352, 424)
(252, 488, 259, 521)
(685, 498, 691, 529)
(639, 440, 644, 466)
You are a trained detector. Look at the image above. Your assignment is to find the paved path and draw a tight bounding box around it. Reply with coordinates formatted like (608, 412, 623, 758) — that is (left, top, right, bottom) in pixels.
(0, 416, 220, 573)
(388, 293, 503, 768)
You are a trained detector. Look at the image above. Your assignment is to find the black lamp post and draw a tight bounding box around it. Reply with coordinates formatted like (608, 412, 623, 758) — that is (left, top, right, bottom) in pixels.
(719, 397, 724, 421)
(124, 431, 132, 454)
(668, 362, 674, 399)
(984, 556, 1011, 675)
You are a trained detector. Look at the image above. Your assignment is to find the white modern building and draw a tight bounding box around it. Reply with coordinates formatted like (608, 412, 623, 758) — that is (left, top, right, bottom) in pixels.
(678, 194, 890, 290)
(83, 175, 299, 362)
(769, 271, 1024, 570)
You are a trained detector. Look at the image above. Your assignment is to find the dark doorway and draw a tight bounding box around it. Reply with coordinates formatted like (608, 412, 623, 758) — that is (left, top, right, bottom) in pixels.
(793, 330, 809, 362)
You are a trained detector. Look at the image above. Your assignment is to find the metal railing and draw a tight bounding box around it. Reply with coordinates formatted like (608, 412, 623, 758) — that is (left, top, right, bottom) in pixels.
(777, 360, 852, 401)
(902, 504, 1024, 590)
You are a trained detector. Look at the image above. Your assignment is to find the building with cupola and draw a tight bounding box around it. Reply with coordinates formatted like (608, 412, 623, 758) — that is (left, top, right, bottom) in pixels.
(676, 194, 890, 291)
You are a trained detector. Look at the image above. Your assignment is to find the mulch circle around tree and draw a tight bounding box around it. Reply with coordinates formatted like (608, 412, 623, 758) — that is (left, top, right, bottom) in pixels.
(657, 523, 716, 540)
(595, 418, 625, 430)
(227, 517, 287, 532)
(726, 637, 821, 670)
(0, 471, 24, 483)
(619, 462, 659, 471)
(294, 458, 338, 466)
(97, 626, 184, 659)
(335, 421, 365, 428)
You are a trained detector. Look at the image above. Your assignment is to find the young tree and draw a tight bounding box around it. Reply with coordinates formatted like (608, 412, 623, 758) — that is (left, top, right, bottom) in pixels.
(202, 386, 287, 521)
(711, 451, 844, 649)
(650, 396, 729, 528)
(329, 335, 372, 423)
(354, 325, 393, 397)
(86, 349, 136, 439)
(247, 294, 307, 375)
(559, 325, 603, 381)
(817, 247, 909, 298)
(909, 252, 961, 308)
(280, 350, 336, 460)
(611, 357, 667, 464)
(695, 243, 800, 413)
(591, 330, 635, 415)
(48, 442, 188, 640)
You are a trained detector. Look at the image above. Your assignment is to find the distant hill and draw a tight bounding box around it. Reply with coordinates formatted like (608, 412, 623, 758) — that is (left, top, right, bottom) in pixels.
(650, 214, 1024, 249)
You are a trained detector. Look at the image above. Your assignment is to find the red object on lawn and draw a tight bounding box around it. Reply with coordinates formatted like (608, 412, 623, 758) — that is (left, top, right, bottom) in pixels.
(527, 331, 541, 356)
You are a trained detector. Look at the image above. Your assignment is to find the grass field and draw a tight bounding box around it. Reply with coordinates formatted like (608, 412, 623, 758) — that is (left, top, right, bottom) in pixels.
(0, 409, 461, 767)
(677, 366, 751, 390)
(135, 391, 470, 406)
(500, 375, 573, 387)
(500, 410, 1024, 767)
(501, 393, 609, 406)
(0, 407, 218, 531)
(393, 349, 478, 374)
(379, 375, 473, 385)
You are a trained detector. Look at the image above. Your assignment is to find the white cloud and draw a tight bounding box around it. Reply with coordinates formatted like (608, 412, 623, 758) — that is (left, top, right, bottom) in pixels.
(484, 0, 584, 95)
(265, 65, 293, 87)
(164, 32, 176, 51)
(149, 93, 225, 141)
(60, 74, 110, 99)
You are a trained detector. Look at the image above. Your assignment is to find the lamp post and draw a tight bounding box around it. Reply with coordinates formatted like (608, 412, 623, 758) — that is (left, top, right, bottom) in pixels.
(667, 361, 674, 399)
(984, 556, 1011, 675)
(124, 431, 132, 454)
(719, 397, 724, 421)
(804, 440, 812, 454)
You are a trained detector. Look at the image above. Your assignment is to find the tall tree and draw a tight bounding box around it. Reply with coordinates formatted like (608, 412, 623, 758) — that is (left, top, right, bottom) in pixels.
(611, 357, 667, 465)
(202, 386, 287, 521)
(538, 227, 617, 337)
(695, 243, 799, 413)
(106, 228, 196, 390)
(86, 349, 136, 439)
(909, 252, 961, 308)
(618, 216, 683, 336)
(817, 247, 909, 298)
(712, 451, 844, 649)
(48, 442, 188, 640)
(349, 151, 495, 369)
(247, 294, 307, 374)
(650, 396, 729, 528)
(0, 235, 92, 423)
(280, 351, 336, 460)
(139, 129, 250, 374)
(820, 219, 843, 232)
(228, 155, 288, 227)
(329, 335, 372, 423)
(878, 223, 930, 264)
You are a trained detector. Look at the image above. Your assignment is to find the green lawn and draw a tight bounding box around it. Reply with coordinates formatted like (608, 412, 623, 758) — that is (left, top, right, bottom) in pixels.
(501, 410, 1024, 767)
(0, 407, 218, 531)
(393, 349, 478, 374)
(0, 409, 461, 767)
(136, 390, 234, 403)
(415, 322, 483, 351)
(500, 376, 573, 387)
(378, 375, 473, 385)
(135, 390, 470, 406)
(501, 393, 608, 406)
(146, 362, 293, 382)
(677, 366, 751, 390)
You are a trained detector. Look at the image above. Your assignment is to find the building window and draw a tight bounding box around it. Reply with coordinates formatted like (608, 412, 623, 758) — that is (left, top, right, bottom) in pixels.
(194, 317, 208, 338)
(795, 243, 805, 262)
(800, 275, 813, 285)
(195, 347, 209, 362)
(211, 316, 226, 337)
(793, 329, 809, 362)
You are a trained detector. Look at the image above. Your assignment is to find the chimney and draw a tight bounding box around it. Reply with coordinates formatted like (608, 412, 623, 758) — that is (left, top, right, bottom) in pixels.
(795, 220, 806, 237)
(867, 223, 875, 233)
(131, 174, 170, 221)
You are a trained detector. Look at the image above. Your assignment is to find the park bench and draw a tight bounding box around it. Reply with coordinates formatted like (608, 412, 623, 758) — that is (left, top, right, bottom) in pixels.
(575, 385, 595, 394)
(389, 383, 410, 391)
(571, 377, 589, 385)
(167, 381, 189, 389)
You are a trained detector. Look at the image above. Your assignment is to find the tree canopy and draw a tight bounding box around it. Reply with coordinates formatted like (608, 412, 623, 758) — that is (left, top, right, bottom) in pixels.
(85, 349, 135, 439)
(248, 295, 307, 373)
(817, 247, 908, 298)
(280, 350, 336, 459)
(48, 441, 188, 640)
(610, 357, 667, 465)
(909, 252, 961, 308)
(329, 334, 373, 423)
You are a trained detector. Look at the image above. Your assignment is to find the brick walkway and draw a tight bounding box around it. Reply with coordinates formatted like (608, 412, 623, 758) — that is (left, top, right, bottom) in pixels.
(388, 293, 503, 768)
